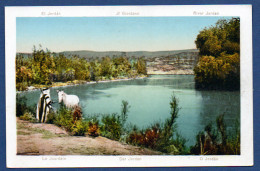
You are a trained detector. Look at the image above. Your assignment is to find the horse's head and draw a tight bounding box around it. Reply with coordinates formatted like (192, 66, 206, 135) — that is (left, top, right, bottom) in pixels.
(57, 90, 64, 103)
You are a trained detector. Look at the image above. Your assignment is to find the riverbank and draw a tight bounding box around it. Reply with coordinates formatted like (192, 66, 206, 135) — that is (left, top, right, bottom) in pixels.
(147, 69, 194, 75)
(17, 118, 161, 155)
(18, 75, 148, 92)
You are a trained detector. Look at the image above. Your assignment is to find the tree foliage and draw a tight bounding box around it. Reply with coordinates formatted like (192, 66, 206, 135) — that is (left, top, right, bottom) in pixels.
(194, 18, 240, 90)
(16, 47, 147, 90)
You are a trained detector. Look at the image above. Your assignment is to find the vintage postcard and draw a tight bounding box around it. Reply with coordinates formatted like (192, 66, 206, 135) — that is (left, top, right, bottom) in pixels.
(5, 5, 253, 167)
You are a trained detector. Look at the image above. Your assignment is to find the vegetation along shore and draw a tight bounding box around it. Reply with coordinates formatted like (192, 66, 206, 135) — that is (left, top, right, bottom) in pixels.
(16, 18, 240, 155)
(16, 47, 147, 91)
(17, 92, 240, 155)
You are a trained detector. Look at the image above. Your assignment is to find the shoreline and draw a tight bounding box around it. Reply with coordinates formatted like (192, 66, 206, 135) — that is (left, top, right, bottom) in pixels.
(17, 76, 148, 93)
(147, 69, 194, 75)
(17, 73, 195, 93)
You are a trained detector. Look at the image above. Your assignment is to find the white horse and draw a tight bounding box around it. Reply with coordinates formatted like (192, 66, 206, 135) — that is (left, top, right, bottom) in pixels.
(57, 90, 80, 108)
(36, 88, 53, 123)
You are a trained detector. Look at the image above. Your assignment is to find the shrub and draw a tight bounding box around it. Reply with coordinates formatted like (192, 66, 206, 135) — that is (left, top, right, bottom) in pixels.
(155, 95, 180, 153)
(100, 113, 122, 140)
(20, 112, 36, 122)
(127, 94, 187, 154)
(87, 120, 100, 137)
(16, 95, 28, 117)
(127, 123, 161, 148)
(16, 94, 36, 118)
(16, 82, 28, 91)
(54, 106, 74, 131)
(127, 127, 143, 146)
(54, 106, 88, 136)
(73, 106, 82, 121)
(46, 110, 56, 124)
(190, 114, 240, 155)
(71, 120, 88, 136)
(121, 100, 130, 128)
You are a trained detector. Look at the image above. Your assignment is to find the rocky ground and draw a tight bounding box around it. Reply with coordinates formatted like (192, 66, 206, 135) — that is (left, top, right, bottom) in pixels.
(17, 118, 161, 155)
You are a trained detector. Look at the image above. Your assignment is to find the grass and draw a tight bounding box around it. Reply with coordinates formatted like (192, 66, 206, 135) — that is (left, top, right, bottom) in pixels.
(17, 122, 67, 139)
(17, 130, 31, 135)
(66, 147, 121, 155)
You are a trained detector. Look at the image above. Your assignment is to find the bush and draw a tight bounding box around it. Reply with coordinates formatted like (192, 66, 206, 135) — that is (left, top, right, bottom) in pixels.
(16, 94, 36, 117)
(127, 94, 187, 154)
(16, 82, 28, 91)
(20, 112, 36, 122)
(46, 110, 56, 124)
(100, 113, 122, 140)
(71, 120, 88, 136)
(190, 114, 240, 155)
(54, 106, 74, 131)
(127, 123, 160, 149)
(54, 106, 88, 136)
(121, 100, 130, 128)
(155, 95, 180, 153)
(87, 120, 100, 137)
(73, 106, 82, 121)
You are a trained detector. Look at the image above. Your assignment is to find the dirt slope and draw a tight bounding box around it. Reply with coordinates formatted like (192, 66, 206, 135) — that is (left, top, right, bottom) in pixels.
(17, 118, 161, 155)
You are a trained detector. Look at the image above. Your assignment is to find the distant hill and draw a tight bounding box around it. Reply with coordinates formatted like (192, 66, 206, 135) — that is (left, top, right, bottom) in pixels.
(17, 49, 199, 59)
(16, 49, 200, 75)
(59, 49, 199, 59)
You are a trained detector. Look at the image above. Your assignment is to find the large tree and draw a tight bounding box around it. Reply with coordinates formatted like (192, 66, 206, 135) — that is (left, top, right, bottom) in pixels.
(194, 18, 240, 90)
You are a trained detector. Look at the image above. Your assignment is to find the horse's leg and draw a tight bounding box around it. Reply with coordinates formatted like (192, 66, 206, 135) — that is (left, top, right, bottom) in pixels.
(39, 94, 47, 122)
(44, 107, 49, 123)
(36, 94, 42, 121)
(41, 99, 47, 123)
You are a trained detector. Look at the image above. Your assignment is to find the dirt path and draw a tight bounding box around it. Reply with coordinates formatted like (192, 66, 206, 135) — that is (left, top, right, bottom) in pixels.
(17, 118, 161, 155)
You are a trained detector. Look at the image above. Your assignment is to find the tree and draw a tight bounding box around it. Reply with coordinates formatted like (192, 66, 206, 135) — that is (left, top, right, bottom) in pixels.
(194, 18, 240, 90)
(101, 57, 112, 78)
(136, 58, 147, 75)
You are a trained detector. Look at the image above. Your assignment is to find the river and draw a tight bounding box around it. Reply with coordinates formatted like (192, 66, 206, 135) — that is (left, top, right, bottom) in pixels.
(18, 75, 240, 146)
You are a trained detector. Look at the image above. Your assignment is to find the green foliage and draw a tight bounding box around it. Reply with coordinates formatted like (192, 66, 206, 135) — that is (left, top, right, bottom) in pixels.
(19, 112, 37, 122)
(100, 113, 122, 140)
(53, 106, 87, 136)
(16, 94, 36, 117)
(195, 18, 240, 57)
(127, 94, 187, 154)
(155, 95, 181, 153)
(54, 106, 74, 130)
(46, 110, 56, 124)
(16, 47, 147, 90)
(171, 133, 188, 155)
(135, 58, 147, 75)
(194, 53, 240, 90)
(100, 57, 112, 78)
(190, 114, 240, 155)
(99, 100, 130, 140)
(71, 120, 88, 136)
(90, 60, 102, 81)
(194, 18, 240, 90)
(121, 100, 130, 128)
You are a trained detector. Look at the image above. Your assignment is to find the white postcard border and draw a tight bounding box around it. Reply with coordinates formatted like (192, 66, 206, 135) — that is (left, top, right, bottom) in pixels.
(5, 5, 253, 168)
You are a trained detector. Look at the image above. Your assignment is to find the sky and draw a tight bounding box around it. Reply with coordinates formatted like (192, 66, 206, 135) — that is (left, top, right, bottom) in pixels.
(16, 17, 231, 53)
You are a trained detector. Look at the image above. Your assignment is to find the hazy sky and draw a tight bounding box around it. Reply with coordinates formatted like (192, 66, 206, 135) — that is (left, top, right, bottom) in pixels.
(16, 17, 231, 53)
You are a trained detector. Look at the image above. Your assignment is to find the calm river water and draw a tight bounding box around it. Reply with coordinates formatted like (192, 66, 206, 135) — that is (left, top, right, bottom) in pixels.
(19, 75, 240, 146)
